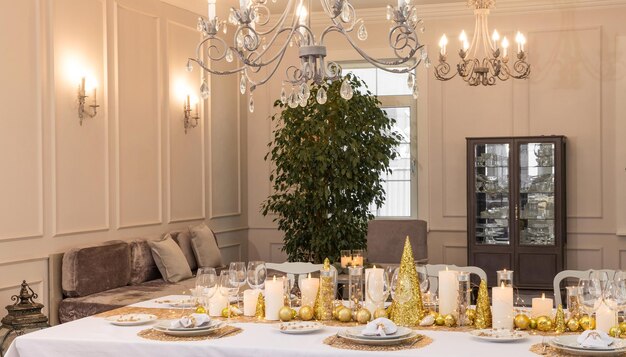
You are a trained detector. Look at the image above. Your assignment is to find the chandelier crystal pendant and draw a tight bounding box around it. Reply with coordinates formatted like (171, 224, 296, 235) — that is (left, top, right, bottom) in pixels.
(434, 0, 530, 86)
(187, 0, 429, 112)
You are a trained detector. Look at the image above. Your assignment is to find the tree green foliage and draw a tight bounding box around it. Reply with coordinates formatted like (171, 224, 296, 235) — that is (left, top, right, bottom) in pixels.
(261, 74, 402, 263)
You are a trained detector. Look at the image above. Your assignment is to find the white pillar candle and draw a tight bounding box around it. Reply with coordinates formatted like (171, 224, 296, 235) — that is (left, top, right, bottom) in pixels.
(492, 282, 514, 329)
(300, 273, 320, 307)
(243, 289, 261, 317)
(364, 266, 384, 318)
(596, 301, 616, 333)
(531, 293, 553, 318)
(264, 276, 284, 321)
(438, 268, 458, 316)
(208, 291, 228, 317)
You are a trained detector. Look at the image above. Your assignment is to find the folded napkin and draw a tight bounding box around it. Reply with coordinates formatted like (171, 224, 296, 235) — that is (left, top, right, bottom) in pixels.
(169, 313, 211, 329)
(576, 330, 614, 348)
(361, 318, 398, 337)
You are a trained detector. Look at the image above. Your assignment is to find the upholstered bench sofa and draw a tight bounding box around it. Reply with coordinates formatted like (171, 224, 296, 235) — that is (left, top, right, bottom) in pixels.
(53, 225, 225, 324)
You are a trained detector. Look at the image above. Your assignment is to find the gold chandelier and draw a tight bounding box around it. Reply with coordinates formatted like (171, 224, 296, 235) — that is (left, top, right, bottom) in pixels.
(434, 0, 530, 86)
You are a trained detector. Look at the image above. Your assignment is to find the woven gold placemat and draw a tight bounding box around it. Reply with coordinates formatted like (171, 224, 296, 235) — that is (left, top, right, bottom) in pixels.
(137, 325, 242, 342)
(323, 334, 432, 352)
(529, 343, 626, 356)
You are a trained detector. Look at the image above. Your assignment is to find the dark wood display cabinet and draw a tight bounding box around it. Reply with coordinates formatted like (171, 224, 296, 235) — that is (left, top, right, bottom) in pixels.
(466, 136, 566, 290)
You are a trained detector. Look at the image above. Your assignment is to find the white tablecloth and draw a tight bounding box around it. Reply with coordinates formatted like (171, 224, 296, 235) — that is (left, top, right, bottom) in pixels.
(5, 296, 544, 357)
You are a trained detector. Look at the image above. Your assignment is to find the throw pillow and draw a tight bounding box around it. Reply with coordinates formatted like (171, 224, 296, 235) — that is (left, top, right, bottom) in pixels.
(149, 235, 193, 283)
(189, 223, 223, 268)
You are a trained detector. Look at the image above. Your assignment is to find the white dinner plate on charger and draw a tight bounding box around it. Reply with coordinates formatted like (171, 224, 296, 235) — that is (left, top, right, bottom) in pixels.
(274, 321, 324, 334)
(337, 330, 422, 346)
(469, 329, 529, 343)
(551, 335, 626, 353)
(106, 314, 157, 326)
(153, 320, 224, 336)
(345, 326, 413, 340)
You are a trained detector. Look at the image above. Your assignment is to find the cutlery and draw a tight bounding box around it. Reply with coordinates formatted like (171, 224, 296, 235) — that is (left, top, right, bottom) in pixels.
(216, 326, 240, 339)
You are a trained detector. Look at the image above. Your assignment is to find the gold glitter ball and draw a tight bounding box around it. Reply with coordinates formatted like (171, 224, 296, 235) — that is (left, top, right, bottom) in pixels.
(514, 314, 530, 330)
(299, 306, 314, 321)
(195, 306, 207, 314)
(333, 305, 344, 319)
(610, 326, 621, 338)
(529, 318, 538, 330)
(466, 308, 476, 323)
(435, 314, 445, 326)
(337, 307, 352, 322)
(579, 315, 595, 331)
(356, 308, 371, 324)
(619, 322, 626, 334)
(536, 316, 553, 332)
(444, 314, 456, 327)
(567, 318, 580, 332)
(221, 307, 230, 318)
(279, 306, 293, 322)
(374, 308, 388, 319)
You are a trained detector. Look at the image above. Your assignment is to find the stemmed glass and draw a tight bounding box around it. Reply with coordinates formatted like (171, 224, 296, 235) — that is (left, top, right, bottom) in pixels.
(415, 263, 430, 293)
(578, 279, 603, 318)
(366, 268, 390, 312)
(229, 262, 247, 305)
(195, 268, 218, 312)
(247, 261, 267, 290)
(219, 271, 239, 323)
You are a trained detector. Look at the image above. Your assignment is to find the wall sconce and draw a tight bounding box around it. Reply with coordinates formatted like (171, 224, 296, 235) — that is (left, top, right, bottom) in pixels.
(184, 95, 199, 134)
(77, 77, 99, 125)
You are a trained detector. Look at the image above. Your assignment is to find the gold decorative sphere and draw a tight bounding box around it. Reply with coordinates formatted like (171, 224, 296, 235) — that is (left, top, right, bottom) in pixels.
(337, 307, 352, 322)
(579, 316, 595, 331)
(567, 318, 580, 332)
(514, 314, 531, 330)
(619, 322, 626, 334)
(356, 308, 371, 324)
(221, 307, 230, 318)
(466, 309, 476, 323)
(374, 308, 388, 319)
(429, 310, 439, 319)
(435, 314, 445, 326)
(279, 306, 293, 322)
(529, 318, 538, 330)
(195, 306, 207, 314)
(299, 306, 314, 321)
(536, 316, 553, 332)
(333, 305, 345, 319)
(444, 314, 456, 327)
(609, 326, 621, 338)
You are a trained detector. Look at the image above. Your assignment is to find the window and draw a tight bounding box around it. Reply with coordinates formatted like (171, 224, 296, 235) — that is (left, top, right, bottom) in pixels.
(343, 64, 417, 218)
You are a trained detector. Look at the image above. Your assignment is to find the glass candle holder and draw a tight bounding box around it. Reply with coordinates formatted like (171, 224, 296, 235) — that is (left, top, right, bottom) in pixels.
(566, 286, 582, 319)
(352, 250, 364, 267)
(340, 250, 352, 268)
(348, 266, 364, 311)
(496, 269, 514, 287)
(315, 262, 336, 320)
(456, 271, 471, 326)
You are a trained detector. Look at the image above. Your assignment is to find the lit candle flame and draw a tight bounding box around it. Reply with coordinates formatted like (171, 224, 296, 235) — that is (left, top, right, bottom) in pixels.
(541, 293, 545, 300)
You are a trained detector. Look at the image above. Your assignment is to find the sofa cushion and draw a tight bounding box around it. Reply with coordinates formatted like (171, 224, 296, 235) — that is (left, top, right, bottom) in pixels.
(189, 223, 223, 268)
(171, 230, 198, 273)
(149, 235, 193, 283)
(58, 278, 196, 323)
(62, 240, 131, 298)
(129, 239, 161, 285)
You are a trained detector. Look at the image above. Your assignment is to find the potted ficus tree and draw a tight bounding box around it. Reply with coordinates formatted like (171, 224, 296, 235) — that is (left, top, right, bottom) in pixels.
(261, 74, 402, 263)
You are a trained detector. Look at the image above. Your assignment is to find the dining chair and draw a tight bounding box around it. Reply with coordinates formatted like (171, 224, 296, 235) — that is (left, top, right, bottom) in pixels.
(366, 219, 428, 265)
(553, 269, 617, 307)
(424, 264, 488, 294)
(265, 262, 327, 289)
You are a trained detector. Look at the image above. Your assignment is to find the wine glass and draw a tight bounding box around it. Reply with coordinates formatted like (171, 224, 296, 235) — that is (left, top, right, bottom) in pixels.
(229, 262, 247, 304)
(578, 279, 603, 317)
(219, 271, 239, 323)
(605, 279, 626, 318)
(196, 268, 218, 311)
(415, 263, 430, 293)
(247, 261, 267, 290)
(366, 268, 390, 312)
(589, 270, 610, 294)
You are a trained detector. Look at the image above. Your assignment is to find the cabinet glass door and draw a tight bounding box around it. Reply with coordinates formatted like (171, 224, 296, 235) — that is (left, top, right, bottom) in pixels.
(474, 143, 510, 245)
(518, 142, 556, 245)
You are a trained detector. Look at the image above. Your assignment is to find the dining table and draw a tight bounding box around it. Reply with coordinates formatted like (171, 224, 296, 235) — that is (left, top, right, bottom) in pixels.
(5, 295, 551, 357)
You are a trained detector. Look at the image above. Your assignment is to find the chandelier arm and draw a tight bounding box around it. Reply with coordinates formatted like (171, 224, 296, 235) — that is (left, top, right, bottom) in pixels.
(244, 40, 293, 88)
(188, 57, 245, 76)
(481, 12, 491, 58)
(254, 0, 295, 36)
(236, 27, 298, 68)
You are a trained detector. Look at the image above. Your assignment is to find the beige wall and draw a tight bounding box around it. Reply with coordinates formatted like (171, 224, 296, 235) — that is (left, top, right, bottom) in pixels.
(247, 1, 626, 267)
(0, 0, 246, 318)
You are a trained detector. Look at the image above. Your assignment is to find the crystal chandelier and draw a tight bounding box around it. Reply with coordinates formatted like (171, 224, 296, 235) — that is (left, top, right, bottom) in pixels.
(187, 0, 429, 112)
(434, 0, 530, 86)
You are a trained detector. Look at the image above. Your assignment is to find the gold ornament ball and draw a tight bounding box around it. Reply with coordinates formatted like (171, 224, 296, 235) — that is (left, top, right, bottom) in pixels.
(514, 314, 531, 330)
(337, 307, 352, 322)
(279, 306, 293, 322)
(466, 309, 476, 322)
(444, 314, 456, 327)
(567, 318, 580, 332)
(333, 305, 345, 319)
(529, 318, 538, 330)
(609, 326, 621, 338)
(435, 314, 446, 326)
(619, 322, 626, 334)
(291, 309, 297, 319)
(195, 306, 207, 314)
(374, 308, 388, 319)
(579, 316, 595, 331)
(299, 306, 314, 321)
(536, 316, 553, 332)
(221, 307, 230, 318)
(356, 308, 371, 324)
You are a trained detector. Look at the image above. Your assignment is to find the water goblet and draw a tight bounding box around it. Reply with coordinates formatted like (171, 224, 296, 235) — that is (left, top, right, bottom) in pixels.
(196, 267, 218, 311)
(229, 262, 247, 305)
(578, 279, 602, 318)
(247, 261, 267, 290)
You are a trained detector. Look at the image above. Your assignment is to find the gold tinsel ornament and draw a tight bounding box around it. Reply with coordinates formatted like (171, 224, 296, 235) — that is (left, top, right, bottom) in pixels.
(255, 292, 265, 320)
(554, 304, 566, 334)
(314, 258, 335, 321)
(474, 280, 492, 329)
(387, 237, 425, 326)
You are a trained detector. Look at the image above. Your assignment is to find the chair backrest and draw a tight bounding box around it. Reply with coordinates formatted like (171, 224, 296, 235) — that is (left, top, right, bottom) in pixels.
(265, 262, 328, 288)
(366, 220, 428, 265)
(553, 269, 617, 307)
(424, 264, 488, 294)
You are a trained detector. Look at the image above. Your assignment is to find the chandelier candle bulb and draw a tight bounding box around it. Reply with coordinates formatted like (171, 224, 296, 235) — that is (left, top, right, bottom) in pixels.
(265, 276, 284, 321)
(438, 267, 458, 316)
(208, 0, 216, 20)
(491, 29, 500, 49)
(243, 289, 262, 317)
(300, 273, 319, 307)
(439, 34, 448, 55)
(596, 301, 616, 333)
(531, 293, 553, 318)
(492, 282, 514, 329)
(501, 37, 509, 57)
(515, 32, 526, 52)
(239, 0, 250, 9)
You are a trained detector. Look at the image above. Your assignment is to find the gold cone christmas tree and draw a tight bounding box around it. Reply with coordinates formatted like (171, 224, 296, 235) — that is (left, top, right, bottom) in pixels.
(314, 258, 334, 321)
(555, 304, 566, 333)
(388, 237, 425, 326)
(255, 292, 265, 320)
(474, 280, 492, 329)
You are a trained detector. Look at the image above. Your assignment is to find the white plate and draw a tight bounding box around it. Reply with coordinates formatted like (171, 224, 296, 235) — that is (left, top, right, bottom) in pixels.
(549, 341, 626, 356)
(154, 319, 223, 332)
(345, 326, 413, 340)
(275, 322, 324, 334)
(469, 329, 529, 342)
(337, 331, 422, 346)
(552, 335, 626, 352)
(105, 314, 157, 326)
